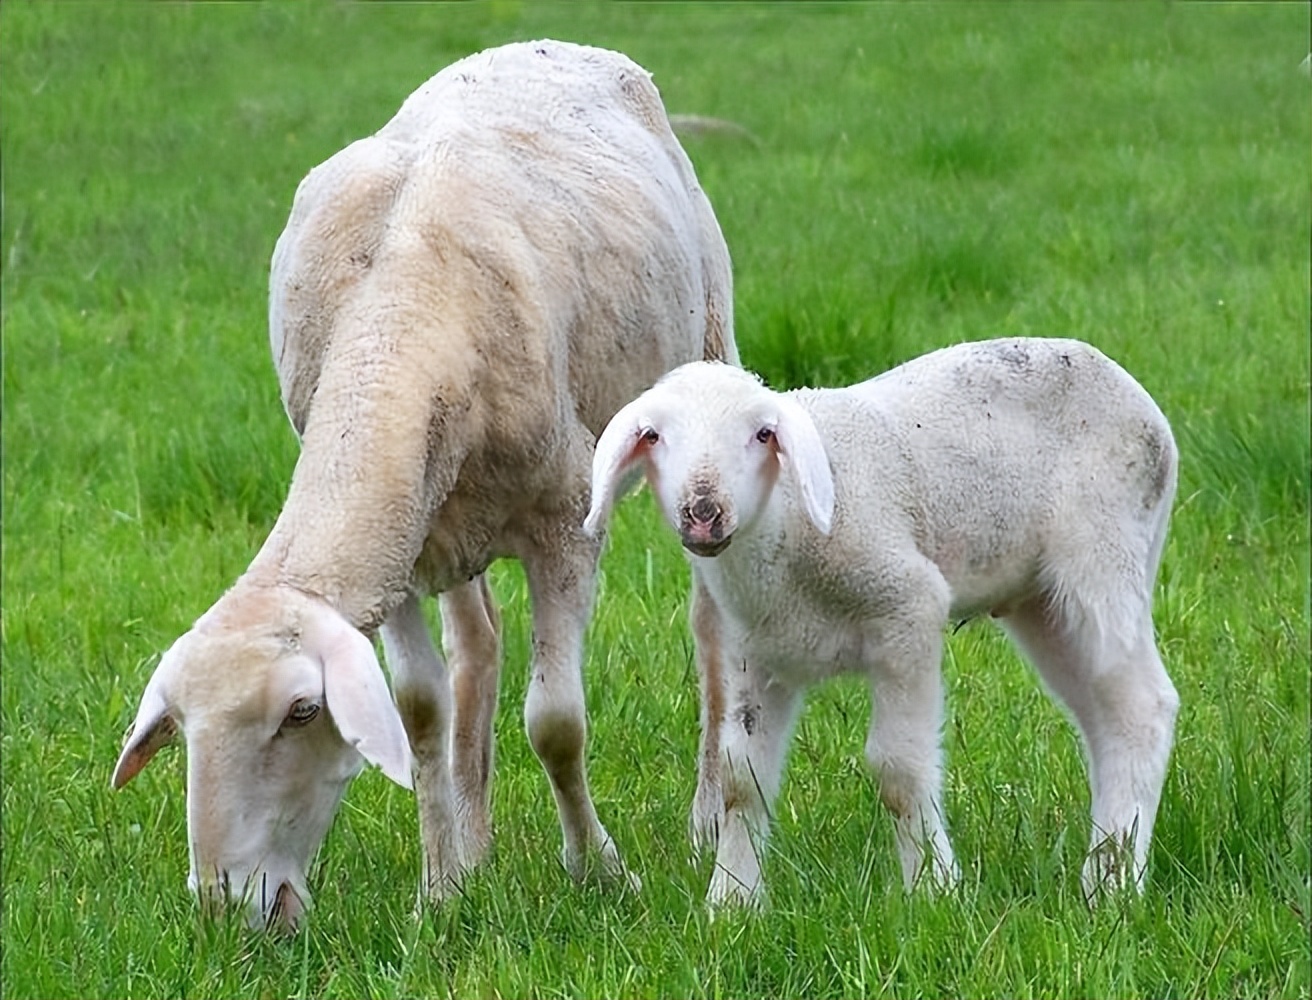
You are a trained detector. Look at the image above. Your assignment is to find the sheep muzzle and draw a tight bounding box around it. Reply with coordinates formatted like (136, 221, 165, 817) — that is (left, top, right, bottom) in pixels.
(680, 494, 733, 556)
(266, 880, 306, 934)
(192, 865, 308, 933)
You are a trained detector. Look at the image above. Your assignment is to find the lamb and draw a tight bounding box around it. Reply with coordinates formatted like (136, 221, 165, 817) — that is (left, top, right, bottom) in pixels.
(584, 338, 1179, 906)
(111, 39, 737, 931)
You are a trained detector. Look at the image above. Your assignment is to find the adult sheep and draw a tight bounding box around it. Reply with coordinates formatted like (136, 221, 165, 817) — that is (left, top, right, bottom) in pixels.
(585, 339, 1178, 906)
(112, 39, 737, 931)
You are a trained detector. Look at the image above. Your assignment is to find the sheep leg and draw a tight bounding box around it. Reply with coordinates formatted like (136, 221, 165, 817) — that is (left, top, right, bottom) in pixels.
(690, 577, 727, 857)
(1000, 597, 1178, 900)
(864, 606, 959, 892)
(438, 574, 501, 870)
(521, 541, 638, 890)
(707, 663, 804, 907)
(382, 591, 468, 902)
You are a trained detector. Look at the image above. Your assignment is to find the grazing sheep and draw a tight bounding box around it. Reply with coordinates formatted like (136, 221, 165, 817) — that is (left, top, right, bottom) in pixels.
(112, 38, 737, 930)
(585, 338, 1178, 906)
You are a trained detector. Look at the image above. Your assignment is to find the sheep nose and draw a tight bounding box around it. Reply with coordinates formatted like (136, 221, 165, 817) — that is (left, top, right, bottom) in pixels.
(680, 495, 733, 556)
(686, 495, 721, 526)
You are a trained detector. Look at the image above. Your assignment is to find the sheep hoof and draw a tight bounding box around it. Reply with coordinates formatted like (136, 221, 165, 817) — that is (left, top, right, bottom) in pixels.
(420, 864, 468, 906)
(916, 853, 961, 896)
(417, 829, 486, 907)
(563, 836, 642, 893)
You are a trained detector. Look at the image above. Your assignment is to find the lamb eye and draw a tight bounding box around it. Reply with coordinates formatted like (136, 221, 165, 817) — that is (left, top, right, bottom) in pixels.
(284, 699, 320, 728)
(756, 426, 775, 444)
(640, 427, 660, 444)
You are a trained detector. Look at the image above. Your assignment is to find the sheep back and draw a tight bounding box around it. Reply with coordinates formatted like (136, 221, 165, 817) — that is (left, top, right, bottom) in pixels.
(792, 338, 1176, 622)
(251, 40, 736, 624)
(269, 39, 735, 441)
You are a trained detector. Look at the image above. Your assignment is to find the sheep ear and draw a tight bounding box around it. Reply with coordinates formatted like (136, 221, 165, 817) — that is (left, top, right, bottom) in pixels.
(112, 660, 179, 789)
(305, 604, 413, 790)
(773, 395, 835, 535)
(584, 396, 653, 537)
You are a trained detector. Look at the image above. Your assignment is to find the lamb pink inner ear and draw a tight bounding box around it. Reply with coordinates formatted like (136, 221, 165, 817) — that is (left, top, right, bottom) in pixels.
(773, 396, 835, 535)
(584, 397, 651, 536)
(308, 605, 413, 789)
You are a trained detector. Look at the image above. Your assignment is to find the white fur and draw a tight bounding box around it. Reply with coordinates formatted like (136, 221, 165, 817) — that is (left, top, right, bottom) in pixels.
(586, 339, 1179, 906)
(114, 39, 737, 930)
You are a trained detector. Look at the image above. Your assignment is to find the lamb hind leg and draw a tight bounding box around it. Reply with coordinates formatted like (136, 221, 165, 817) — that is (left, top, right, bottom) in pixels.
(1000, 597, 1178, 900)
(439, 574, 501, 869)
(520, 536, 639, 890)
(382, 591, 467, 902)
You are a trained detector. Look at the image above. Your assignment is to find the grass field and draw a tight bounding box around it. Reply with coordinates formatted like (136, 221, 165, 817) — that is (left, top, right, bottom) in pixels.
(2, 3, 1308, 997)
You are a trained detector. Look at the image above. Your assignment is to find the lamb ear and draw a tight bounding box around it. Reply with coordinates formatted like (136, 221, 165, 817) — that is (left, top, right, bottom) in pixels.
(305, 604, 414, 790)
(112, 658, 180, 789)
(773, 394, 835, 535)
(584, 396, 653, 537)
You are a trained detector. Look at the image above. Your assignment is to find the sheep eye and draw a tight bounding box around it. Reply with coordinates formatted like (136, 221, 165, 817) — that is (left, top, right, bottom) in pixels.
(640, 427, 660, 445)
(284, 699, 320, 728)
(756, 426, 775, 444)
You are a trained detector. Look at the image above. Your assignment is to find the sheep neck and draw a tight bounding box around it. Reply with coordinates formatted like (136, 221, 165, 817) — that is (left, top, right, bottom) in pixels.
(246, 356, 471, 634)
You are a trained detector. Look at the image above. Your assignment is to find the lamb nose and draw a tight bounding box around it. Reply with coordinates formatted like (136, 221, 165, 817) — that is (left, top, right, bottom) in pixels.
(689, 496, 720, 524)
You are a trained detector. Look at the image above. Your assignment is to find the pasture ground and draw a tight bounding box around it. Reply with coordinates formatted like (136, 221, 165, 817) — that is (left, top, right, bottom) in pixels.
(2, 3, 1308, 997)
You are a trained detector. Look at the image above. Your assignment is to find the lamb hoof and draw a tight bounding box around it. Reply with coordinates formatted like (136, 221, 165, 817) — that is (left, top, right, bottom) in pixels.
(1081, 834, 1141, 905)
(706, 869, 765, 911)
(921, 856, 961, 895)
(690, 785, 724, 859)
(418, 831, 486, 907)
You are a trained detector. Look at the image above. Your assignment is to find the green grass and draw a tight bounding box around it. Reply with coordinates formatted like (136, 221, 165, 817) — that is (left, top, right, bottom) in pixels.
(3, 2, 1308, 997)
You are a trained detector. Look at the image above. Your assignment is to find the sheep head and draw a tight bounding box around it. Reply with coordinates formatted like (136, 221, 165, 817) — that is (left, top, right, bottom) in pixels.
(584, 361, 835, 554)
(112, 585, 412, 932)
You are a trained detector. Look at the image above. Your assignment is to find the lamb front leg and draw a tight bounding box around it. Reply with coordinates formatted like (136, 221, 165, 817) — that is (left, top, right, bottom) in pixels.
(690, 577, 727, 857)
(707, 659, 804, 907)
(863, 590, 960, 893)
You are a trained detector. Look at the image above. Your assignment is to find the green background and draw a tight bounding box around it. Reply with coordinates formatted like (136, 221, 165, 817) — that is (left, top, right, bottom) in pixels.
(3, 3, 1307, 997)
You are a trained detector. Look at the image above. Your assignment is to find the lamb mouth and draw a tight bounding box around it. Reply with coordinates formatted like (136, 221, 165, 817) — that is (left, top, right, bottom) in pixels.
(683, 536, 733, 557)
